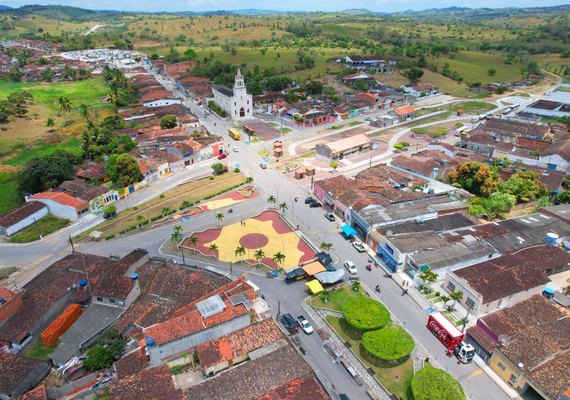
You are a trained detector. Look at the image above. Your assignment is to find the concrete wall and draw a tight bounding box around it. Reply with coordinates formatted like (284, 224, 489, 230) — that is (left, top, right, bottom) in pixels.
(1, 207, 48, 236)
(93, 280, 140, 309)
(27, 199, 78, 221)
(538, 154, 569, 172)
(148, 314, 250, 364)
(143, 99, 182, 108)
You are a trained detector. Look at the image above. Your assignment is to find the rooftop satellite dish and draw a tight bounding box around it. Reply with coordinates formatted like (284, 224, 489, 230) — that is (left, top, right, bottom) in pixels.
(386, 230, 393, 236)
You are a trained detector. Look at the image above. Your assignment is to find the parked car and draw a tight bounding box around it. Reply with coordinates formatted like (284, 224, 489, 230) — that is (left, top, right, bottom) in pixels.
(260, 163, 267, 169)
(352, 242, 366, 253)
(217, 153, 227, 160)
(344, 260, 357, 274)
(103, 211, 116, 219)
(364, 117, 372, 121)
(285, 268, 306, 284)
(309, 202, 322, 208)
(205, 110, 211, 115)
(233, 146, 239, 152)
(297, 315, 314, 334)
(305, 197, 316, 204)
(280, 313, 299, 334)
(324, 212, 335, 221)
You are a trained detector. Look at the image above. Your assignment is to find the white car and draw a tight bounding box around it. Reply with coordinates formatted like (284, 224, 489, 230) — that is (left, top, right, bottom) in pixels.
(352, 242, 366, 253)
(297, 315, 314, 334)
(233, 146, 239, 152)
(344, 260, 357, 274)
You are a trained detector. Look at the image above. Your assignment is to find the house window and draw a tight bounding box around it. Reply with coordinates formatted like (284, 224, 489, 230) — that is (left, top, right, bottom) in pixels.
(498, 362, 505, 371)
(466, 297, 475, 309)
(447, 281, 456, 291)
(96, 297, 103, 302)
(109, 298, 116, 304)
(508, 374, 516, 386)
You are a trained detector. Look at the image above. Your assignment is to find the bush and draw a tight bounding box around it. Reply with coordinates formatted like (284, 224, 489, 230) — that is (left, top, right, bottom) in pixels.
(170, 364, 187, 375)
(105, 234, 115, 240)
(83, 345, 114, 372)
(362, 324, 415, 365)
(342, 297, 391, 332)
(412, 366, 466, 400)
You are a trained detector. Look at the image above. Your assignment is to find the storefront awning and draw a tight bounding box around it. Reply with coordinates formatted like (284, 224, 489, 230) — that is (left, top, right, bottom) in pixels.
(340, 224, 357, 237)
(306, 280, 324, 294)
(376, 245, 397, 267)
(302, 261, 326, 276)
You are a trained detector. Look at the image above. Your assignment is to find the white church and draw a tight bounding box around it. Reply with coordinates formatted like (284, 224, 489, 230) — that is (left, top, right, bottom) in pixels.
(212, 69, 253, 121)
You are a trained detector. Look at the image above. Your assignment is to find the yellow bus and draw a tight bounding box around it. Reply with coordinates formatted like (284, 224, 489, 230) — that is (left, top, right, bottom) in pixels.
(229, 128, 241, 140)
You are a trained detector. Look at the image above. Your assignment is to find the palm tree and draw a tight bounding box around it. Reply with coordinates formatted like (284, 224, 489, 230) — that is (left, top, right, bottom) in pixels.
(188, 236, 199, 253)
(234, 245, 246, 262)
(215, 212, 224, 226)
(78, 103, 90, 123)
(272, 251, 286, 267)
(46, 117, 55, 131)
(136, 215, 146, 229)
(449, 290, 464, 312)
(351, 280, 360, 291)
(254, 249, 265, 264)
(321, 289, 330, 303)
(171, 225, 183, 242)
(209, 243, 219, 259)
(162, 207, 171, 217)
(439, 294, 452, 310)
(267, 195, 277, 206)
(278, 202, 288, 214)
(320, 242, 334, 251)
(418, 270, 438, 289)
(58, 96, 72, 116)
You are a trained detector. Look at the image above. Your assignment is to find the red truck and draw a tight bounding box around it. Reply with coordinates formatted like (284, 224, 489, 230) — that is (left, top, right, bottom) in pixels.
(427, 312, 475, 363)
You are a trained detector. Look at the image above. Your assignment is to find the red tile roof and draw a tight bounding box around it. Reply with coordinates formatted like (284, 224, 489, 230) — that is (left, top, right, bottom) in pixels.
(108, 365, 184, 400)
(0, 202, 46, 228)
(0, 353, 50, 396)
(258, 375, 331, 400)
(114, 347, 150, 378)
(92, 263, 135, 300)
(28, 191, 88, 209)
(17, 385, 47, 400)
(394, 104, 416, 115)
(196, 319, 283, 369)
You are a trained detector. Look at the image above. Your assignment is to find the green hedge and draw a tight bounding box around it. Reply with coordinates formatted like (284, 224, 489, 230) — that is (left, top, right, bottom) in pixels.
(362, 324, 415, 364)
(342, 297, 391, 332)
(411, 366, 466, 400)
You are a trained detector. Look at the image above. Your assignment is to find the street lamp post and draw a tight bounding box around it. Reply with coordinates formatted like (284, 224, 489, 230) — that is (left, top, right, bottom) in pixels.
(181, 246, 186, 265)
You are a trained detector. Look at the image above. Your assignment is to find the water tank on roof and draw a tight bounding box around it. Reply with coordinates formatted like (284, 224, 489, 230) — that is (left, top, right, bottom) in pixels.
(59, 187, 66, 191)
(79, 279, 88, 287)
(130, 273, 139, 281)
(0, 297, 5, 304)
(543, 287, 555, 299)
(440, 160, 447, 166)
(145, 337, 155, 347)
(545, 233, 559, 244)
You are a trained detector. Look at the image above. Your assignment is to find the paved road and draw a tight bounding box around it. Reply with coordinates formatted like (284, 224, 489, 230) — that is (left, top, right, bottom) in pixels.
(0, 68, 515, 399)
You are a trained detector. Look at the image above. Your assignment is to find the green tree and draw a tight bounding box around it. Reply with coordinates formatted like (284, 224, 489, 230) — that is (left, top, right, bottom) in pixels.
(320, 242, 334, 251)
(304, 80, 324, 95)
(351, 279, 360, 291)
(234, 245, 246, 261)
(111, 154, 142, 187)
(45, 117, 55, 131)
(449, 290, 463, 311)
(211, 163, 226, 175)
(329, 161, 340, 171)
(278, 202, 288, 213)
(254, 249, 265, 264)
(554, 191, 570, 205)
(353, 79, 369, 91)
(101, 114, 127, 131)
(487, 68, 497, 76)
(171, 225, 183, 242)
(41, 68, 53, 82)
(501, 176, 542, 203)
(267, 195, 277, 205)
(404, 67, 424, 83)
(439, 294, 452, 310)
(485, 192, 516, 218)
(162, 207, 172, 216)
(418, 269, 438, 288)
(18, 150, 80, 195)
(136, 215, 146, 228)
(78, 104, 90, 123)
(58, 96, 72, 116)
(209, 243, 219, 259)
(342, 297, 391, 332)
(188, 236, 199, 253)
(83, 345, 114, 372)
(160, 114, 178, 129)
(272, 251, 286, 266)
(448, 161, 499, 197)
(215, 212, 224, 226)
(412, 367, 466, 400)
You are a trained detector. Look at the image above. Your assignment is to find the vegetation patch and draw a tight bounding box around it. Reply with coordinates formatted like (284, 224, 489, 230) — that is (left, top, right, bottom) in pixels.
(342, 297, 391, 332)
(10, 214, 70, 243)
(310, 284, 365, 312)
(449, 101, 497, 114)
(0, 266, 20, 281)
(362, 324, 415, 366)
(25, 340, 58, 360)
(411, 127, 448, 138)
(411, 366, 466, 400)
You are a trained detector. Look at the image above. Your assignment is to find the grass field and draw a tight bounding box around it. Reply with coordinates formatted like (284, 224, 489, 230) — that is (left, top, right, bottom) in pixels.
(448, 101, 497, 114)
(0, 173, 20, 215)
(325, 315, 414, 400)
(438, 51, 526, 85)
(10, 214, 70, 243)
(25, 339, 58, 360)
(310, 285, 365, 311)
(3, 137, 82, 167)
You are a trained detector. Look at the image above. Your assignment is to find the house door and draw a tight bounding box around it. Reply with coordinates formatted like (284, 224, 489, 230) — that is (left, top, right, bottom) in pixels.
(240, 107, 245, 117)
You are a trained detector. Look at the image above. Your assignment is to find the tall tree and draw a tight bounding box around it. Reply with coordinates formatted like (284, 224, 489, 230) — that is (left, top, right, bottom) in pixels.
(209, 243, 219, 259)
(111, 154, 142, 187)
(278, 202, 288, 214)
(58, 96, 72, 116)
(188, 236, 199, 253)
(272, 251, 286, 267)
(234, 245, 246, 262)
(254, 249, 265, 264)
(448, 161, 499, 197)
(171, 225, 183, 242)
(215, 212, 224, 226)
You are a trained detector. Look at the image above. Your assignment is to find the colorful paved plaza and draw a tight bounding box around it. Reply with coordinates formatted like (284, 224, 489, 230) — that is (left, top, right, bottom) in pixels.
(181, 211, 315, 270)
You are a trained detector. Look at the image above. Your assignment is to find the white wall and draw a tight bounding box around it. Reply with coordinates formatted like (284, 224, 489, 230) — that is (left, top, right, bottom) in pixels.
(2, 207, 48, 236)
(538, 154, 569, 172)
(143, 99, 182, 108)
(27, 199, 78, 221)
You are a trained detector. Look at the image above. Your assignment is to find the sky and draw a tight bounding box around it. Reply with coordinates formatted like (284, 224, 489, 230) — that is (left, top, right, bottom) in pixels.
(2, 0, 569, 12)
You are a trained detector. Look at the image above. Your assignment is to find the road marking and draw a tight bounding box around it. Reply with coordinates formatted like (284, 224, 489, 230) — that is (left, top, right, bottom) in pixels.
(32, 253, 54, 266)
(58, 246, 72, 255)
(462, 369, 484, 381)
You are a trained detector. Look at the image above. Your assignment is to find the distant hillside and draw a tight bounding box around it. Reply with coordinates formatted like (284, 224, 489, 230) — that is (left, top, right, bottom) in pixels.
(340, 9, 374, 15)
(0, 4, 120, 21)
(399, 4, 570, 20)
(0, 5, 11, 10)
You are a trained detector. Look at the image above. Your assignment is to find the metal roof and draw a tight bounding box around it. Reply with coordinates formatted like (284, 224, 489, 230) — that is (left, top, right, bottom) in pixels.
(196, 294, 226, 318)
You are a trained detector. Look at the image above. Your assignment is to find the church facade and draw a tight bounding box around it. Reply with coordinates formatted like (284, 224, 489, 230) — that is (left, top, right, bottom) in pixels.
(212, 69, 253, 121)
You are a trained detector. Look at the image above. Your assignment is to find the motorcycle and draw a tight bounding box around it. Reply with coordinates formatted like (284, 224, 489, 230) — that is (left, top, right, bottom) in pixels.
(365, 264, 372, 271)
(228, 208, 233, 213)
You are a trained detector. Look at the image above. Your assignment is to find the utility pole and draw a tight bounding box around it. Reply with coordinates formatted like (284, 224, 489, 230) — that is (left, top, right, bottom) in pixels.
(33, 217, 42, 240)
(181, 246, 186, 265)
(69, 235, 75, 252)
(229, 261, 233, 277)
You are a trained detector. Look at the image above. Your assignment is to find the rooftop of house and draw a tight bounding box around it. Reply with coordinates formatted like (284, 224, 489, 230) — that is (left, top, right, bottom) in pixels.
(257, 375, 331, 400)
(406, 83, 436, 91)
(28, 191, 88, 210)
(114, 347, 150, 379)
(543, 137, 570, 160)
(165, 61, 197, 77)
(177, 74, 210, 86)
(17, 385, 47, 400)
(391, 152, 452, 178)
(325, 133, 370, 153)
(358, 195, 460, 225)
(409, 237, 497, 271)
(185, 344, 327, 400)
(386, 231, 450, 253)
(527, 99, 567, 111)
(0, 202, 47, 228)
(114, 263, 229, 335)
(0, 353, 50, 397)
(394, 104, 416, 115)
(478, 117, 549, 139)
(108, 364, 185, 400)
(355, 164, 427, 187)
(196, 319, 283, 369)
(527, 349, 570, 400)
(91, 263, 135, 300)
(453, 244, 570, 304)
(541, 204, 570, 223)
(60, 180, 110, 202)
(73, 163, 107, 181)
(455, 211, 570, 253)
(379, 212, 477, 236)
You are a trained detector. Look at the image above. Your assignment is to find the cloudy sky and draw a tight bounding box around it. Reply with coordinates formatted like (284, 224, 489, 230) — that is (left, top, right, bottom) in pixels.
(3, 0, 569, 12)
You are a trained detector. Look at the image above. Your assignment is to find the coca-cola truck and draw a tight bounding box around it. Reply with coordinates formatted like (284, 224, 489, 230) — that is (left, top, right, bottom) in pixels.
(427, 312, 475, 363)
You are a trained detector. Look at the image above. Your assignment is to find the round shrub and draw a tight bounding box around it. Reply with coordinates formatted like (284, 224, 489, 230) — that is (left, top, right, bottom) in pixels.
(411, 366, 466, 400)
(342, 297, 391, 332)
(362, 324, 415, 365)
